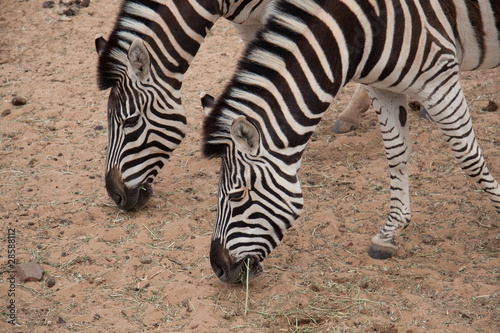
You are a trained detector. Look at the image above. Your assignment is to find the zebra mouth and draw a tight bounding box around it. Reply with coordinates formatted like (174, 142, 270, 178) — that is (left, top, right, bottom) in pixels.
(238, 256, 263, 283)
(105, 168, 154, 210)
(105, 178, 153, 210)
(130, 181, 153, 210)
(209, 240, 263, 284)
(113, 182, 153, 211)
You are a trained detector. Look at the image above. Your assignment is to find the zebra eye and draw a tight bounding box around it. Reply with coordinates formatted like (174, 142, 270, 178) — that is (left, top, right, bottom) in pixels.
(124, 115, 140, 128)
(228, 188, 247, 202)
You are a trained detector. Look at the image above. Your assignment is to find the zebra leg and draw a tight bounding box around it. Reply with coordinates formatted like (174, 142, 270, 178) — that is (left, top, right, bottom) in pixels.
(420, 84, 500, 212)
(366, 88, 412, 259)
(333, 84, 372, 134)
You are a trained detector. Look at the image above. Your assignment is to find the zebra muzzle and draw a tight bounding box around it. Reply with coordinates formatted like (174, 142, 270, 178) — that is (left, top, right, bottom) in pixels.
(105, 167, 153, 210)
(210, 241, 263, 284)
(238, 256, 263, 283)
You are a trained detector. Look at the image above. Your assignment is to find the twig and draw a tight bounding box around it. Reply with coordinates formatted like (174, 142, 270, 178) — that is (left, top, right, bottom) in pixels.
(244, 258, 250, 316)
(189, 298, 197, 313)
(392, 296, 404, 320)
(416, 249, 441, 257)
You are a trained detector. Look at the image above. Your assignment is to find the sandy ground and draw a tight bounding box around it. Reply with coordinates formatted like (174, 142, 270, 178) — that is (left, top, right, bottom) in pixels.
(0, 1, 499, 332)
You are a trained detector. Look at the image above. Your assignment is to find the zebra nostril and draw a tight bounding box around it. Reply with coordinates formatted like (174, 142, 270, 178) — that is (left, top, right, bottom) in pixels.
(105, 168, 128, 208)
(107, 184, 126, 207)
(210, 240, 232, 281)
(211, 261, 225, 279)
(115, 190, 125, 206)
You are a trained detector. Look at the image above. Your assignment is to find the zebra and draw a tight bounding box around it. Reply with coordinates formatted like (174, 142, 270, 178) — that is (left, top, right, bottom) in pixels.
(201, 0, 500, 283)
(95, 0, 273, 210)
(95, 0, 373, 210)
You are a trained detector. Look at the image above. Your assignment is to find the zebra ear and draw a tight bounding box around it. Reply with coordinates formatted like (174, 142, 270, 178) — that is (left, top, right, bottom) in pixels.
(200, 92, 215, 116)
(231, 116, 260, 155)
(95, 34, 107, 55)
(128, 39, 151, 81)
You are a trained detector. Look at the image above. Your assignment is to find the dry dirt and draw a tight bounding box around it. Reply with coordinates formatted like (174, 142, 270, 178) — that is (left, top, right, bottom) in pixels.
(0, 1, 499, 332)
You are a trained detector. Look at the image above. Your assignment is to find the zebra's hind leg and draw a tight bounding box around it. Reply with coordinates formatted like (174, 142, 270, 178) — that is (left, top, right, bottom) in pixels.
(420, 81, 500, 213)
(366, 88, 412, 259)
(333, 84, 372, 134)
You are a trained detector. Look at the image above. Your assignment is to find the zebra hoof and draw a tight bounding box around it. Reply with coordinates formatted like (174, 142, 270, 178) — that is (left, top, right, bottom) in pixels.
(368, 244, 397, 260)
(419, 107, 433, 121)
(332, 119, 358, 134)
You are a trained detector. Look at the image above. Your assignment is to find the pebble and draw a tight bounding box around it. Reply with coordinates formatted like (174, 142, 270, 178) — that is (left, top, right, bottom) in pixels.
(140, 255, 152, 264)
(482, 100, 498, 112)
(421, 234, 434, 244)
(42, 1, 55, 8)
(11, 96, 27, 106)
(16, 260, 44, 282)
(46, 277, 56, 288)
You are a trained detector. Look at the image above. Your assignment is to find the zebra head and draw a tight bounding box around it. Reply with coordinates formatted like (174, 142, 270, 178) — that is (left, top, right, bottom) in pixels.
(202, 95, 304, 283)
(96, 36, 187, 210)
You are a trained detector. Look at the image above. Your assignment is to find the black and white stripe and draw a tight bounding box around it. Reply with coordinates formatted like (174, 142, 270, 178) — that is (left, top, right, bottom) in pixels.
(96, 0, 273, 210)
(202, 0, 500, 283)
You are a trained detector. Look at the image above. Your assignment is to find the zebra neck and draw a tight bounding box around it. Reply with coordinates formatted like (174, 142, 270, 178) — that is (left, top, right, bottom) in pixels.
(203, 0, 364, 161)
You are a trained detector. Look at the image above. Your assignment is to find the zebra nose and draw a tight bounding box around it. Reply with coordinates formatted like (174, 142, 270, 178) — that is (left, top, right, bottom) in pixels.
(210, 240, 229, 278)
(105, 167, 127, 207)
(210, 240, 238, 283)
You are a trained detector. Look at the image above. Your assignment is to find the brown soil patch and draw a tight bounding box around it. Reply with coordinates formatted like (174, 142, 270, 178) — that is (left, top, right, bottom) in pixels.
(1, 1, 499, 332)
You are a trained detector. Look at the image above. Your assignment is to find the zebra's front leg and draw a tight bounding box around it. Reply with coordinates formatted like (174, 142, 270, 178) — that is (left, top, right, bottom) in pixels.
(366, 88, 412, 259)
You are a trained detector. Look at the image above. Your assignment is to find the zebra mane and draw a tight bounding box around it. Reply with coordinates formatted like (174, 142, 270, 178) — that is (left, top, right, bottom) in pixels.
(96, 1, 133, 90)
(202, 0, 321, 158)
(97, 0, 165, 91)
(201, 95, 239, 159)
(202, 29, 281, 159)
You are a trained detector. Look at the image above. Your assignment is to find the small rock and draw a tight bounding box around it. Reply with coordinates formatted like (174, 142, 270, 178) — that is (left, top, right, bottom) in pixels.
(63, 8, 78, 16)
(80, 0, 90, 8)
(140, 255, 152, 264)
(42, 1, 55, 8)
(1, 109, 11, 117)
(309, 284, 320, 292)
(482, 100, 498, 112)
(46, 277, 56, 288)
(94, 125, 104, 131)
(421, 234, 434, 244)
(59, 219, 72, 225)
(307, 178, 315, 185)
(16, 260, 44, 282)
(343, 240, 353, 247)
(11, 96, 27, 106)
(57, 316, 66, 324)
(0, 57, 14, 64)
